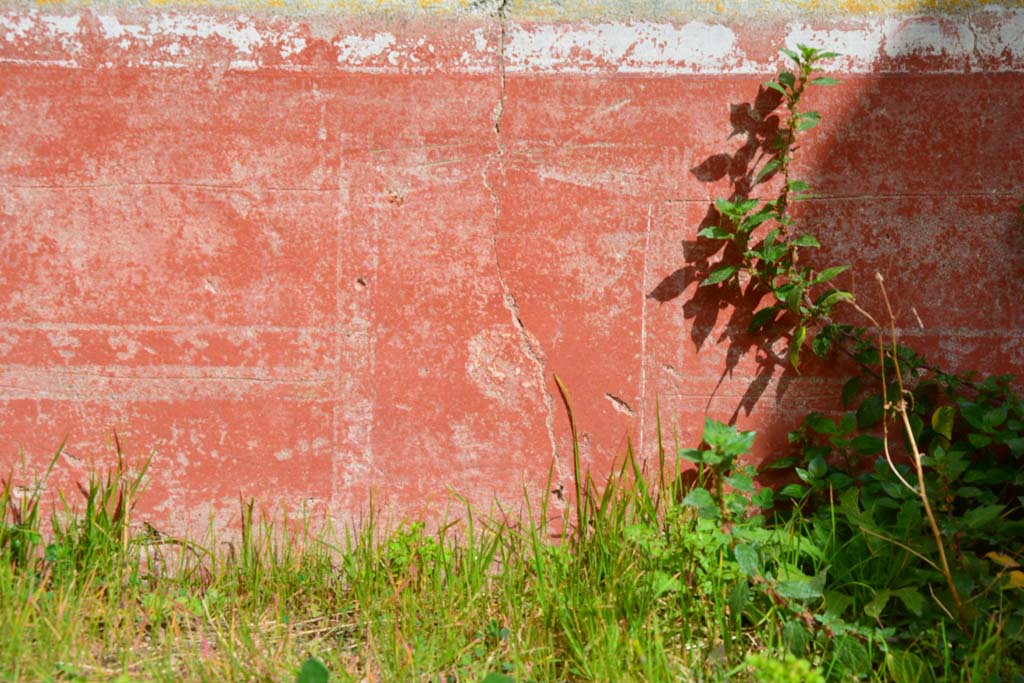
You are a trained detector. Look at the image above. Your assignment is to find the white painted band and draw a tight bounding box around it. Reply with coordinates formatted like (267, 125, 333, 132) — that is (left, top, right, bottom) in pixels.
(2, 8, 1022, 73)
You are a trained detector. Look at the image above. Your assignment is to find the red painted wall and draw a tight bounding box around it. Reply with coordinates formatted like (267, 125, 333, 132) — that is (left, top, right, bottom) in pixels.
(2, 7, 1022, 531)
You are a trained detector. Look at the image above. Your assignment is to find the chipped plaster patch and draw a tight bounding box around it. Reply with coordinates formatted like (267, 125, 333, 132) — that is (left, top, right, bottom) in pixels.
(1, 7, 1023, 72)
(504, 21, 741, 73)
(334, 30, 395, 62)
(466, 327, 536, 407)
(784, 22, 888, 71)
(881, 15, 974, 58)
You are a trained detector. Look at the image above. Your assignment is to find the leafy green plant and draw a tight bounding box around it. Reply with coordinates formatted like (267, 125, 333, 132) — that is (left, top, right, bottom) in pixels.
(686, 41, 1024, 681)
(696, 44, 849, 373)
(679, 418, 763, 523)
(743, 652, 824, 683)
(1, 449, 59, 570)
(296, 656, 329, 683)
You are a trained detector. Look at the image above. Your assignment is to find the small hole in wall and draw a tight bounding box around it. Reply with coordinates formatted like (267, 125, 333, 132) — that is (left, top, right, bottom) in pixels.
(355, 277, 368, 290)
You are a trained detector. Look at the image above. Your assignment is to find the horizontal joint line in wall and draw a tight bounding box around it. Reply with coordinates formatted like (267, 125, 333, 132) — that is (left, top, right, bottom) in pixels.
(0, 323, 332, 334)
(0, 182, 336, 193)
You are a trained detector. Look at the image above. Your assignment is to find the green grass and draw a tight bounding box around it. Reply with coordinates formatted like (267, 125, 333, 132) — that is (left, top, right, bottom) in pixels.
(1, 436, 1020, 683)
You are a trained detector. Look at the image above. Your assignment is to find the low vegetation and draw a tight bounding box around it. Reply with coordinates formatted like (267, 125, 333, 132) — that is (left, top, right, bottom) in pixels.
(3, 45, 1022, 683)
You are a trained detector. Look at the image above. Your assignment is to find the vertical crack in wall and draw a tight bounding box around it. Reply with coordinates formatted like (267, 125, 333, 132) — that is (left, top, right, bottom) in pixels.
(639, 204, 652, 459)
(482, 0, 566, 502)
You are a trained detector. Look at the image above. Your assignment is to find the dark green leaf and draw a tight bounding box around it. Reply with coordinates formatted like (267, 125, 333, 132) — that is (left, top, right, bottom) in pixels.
(735, 198, 760, 214)
(841, 377, 861, 408)
(697, 225, 733, 240)
(481, 674, 516, 683)
(962, 504, 1005, 530)
(791, 234, 820, 247)
(762, 242, 789, 264)
(812, 265, 850, 285)
(931, 406, 955, 440)
(677, 448, 704, 463)
(908, 412, 923, 440)
(864, 589, 891, 618)
(857, 395, 885, 429)
(778, 484, 808, 498)
(729, 580, 750, 617)
(968, 433, 993, 448)
(752, 487, 775, 508)
(714, 198, 738, 215)
(839, 411, 857, 435)
(776, 578, 823, 600)
(785, 285, 803, 313)
(807, 456, 828, 480)
(762, 456, 800, 471)
(682, 487, 717, 512)
(834, 636, 870, 673)
(778, 71, 796, 89)
(811, 332, 832, 357)
(296, 657, 329, 683)
(850, 434, 884, 455)
(795, 111, 821, 132)
(886, 649, 932, 683)
(748, 306, 778, 333)
(811, 76, 841, 86)
(740, 208, 774, 232)
(782, 620, 810, 653)
(703, 419, 756, 457)
(789, 325, 807, 370)
(806, 413, 838, 435)
(892, 587, 926, 617)
(734, 543, 761, 577)
(725, 473, 755, 492)
(828, 471, 855, 488)
(755, 157, 781, 183)
(780, 48, 801, 63)
(984, 405, 1008, 429)
(763, 80, 788, 96)
(816, 290, 854, 310)
(701, 264, 739, 286)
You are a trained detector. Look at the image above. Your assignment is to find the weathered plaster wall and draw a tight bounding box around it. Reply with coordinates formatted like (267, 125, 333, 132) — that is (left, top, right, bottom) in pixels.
(1, 0, 1022, 530)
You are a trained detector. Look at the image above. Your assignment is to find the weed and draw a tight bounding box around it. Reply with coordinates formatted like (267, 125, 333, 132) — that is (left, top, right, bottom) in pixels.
(683, 43, 1024, 681)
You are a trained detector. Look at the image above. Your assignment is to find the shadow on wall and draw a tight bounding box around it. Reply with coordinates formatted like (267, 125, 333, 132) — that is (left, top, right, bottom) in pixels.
(649, 82, 793, 424)
(647, 15, 1024, 431)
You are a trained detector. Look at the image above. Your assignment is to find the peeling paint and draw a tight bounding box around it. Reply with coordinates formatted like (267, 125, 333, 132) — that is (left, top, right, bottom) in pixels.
(2, 8, 1024, 72)
(504, 21, 740, 73)
(1, 1, 1022, 531)
(5, 0, 1023, 20)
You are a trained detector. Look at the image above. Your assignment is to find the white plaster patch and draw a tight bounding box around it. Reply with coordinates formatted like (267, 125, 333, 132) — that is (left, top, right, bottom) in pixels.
(784, 22, 887, 71)
(280, 35, 307, 59)
(1, 13, 36, 43)
(881, 16, 973, 59)
(1, 10, 82, 64)
(98, 14, 126, 40)
(505, 21, 740, 73)
(334, 31, 396, 64)
(2, 8, 1024, 73)
(148, 13, 265, 55)
(976, 10, 1024, 61)
(39, 13, 80, 39)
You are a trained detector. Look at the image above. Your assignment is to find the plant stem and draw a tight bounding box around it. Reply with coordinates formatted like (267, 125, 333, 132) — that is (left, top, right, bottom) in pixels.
(875, 273, 967, 629)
